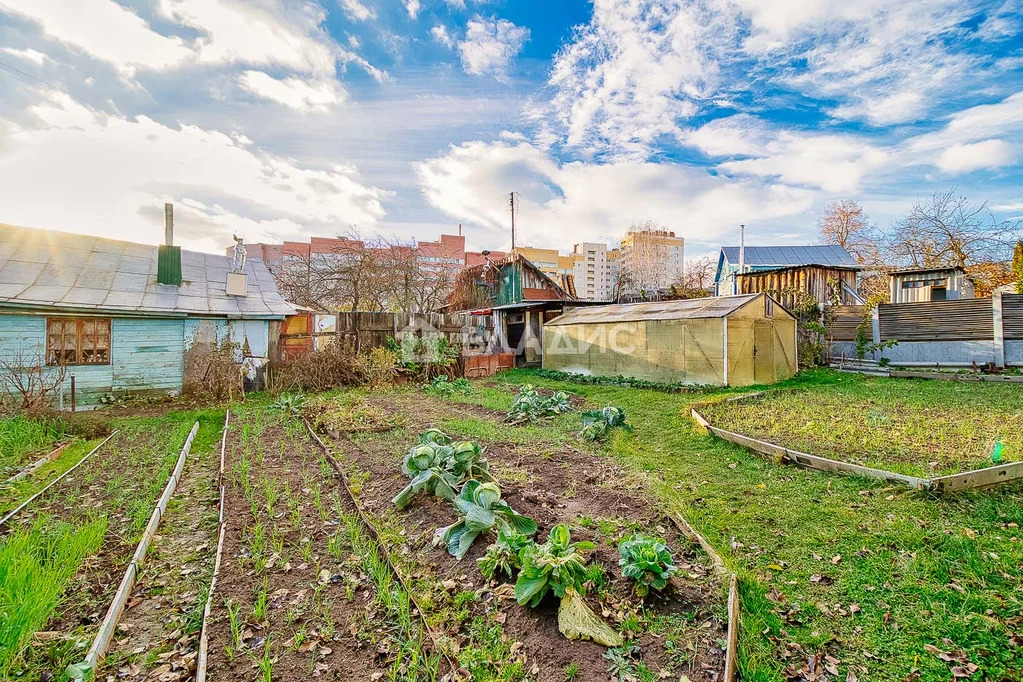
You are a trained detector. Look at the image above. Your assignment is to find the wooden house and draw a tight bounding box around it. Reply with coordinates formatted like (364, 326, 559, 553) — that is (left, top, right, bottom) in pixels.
(735, 264, 861, 310)
(0, 221, 294, 406)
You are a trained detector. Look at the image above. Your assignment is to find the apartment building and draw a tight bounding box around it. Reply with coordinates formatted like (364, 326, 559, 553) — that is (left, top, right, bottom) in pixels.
(571, 242, 613, 301)
(511, 246, 561, 279)
(619, 229, 684, 293)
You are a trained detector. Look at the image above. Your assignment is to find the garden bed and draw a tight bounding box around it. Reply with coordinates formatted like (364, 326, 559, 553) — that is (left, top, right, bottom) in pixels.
(0, 413, 212, 680)
(321, 392, 729, 682)
(204, 405, 434, 681)
(697, 379, 1022, 480)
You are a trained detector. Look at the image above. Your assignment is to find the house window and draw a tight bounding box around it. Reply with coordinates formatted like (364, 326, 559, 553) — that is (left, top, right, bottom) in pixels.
(46, 318, 111, 365)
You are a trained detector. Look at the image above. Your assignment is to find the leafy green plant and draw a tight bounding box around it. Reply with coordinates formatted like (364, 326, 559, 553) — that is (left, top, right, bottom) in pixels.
(534, 368, 714, 393)
(514, 525, 622, 647)
(477, 528, 532, 580)
(392, 431, 494, 508)
(270, 392, 305, 417)
(506, 385, 575, 424)
(579, 406, 629, 441)
(433, 481, 537, 560)
(423, 375, 473, 396)
(514, 524, 594, 607)
(618, 535, 679, 596)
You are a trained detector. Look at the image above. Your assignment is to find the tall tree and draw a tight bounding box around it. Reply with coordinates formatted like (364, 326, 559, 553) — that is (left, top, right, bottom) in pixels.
(887, 189, 1020, 269)
(817, 199, 880, 264)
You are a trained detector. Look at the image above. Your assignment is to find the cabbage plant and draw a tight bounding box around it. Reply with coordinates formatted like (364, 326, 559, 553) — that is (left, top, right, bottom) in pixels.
(618, 535, 679, 596)
(391, 430, 492, 509)
(514, 524, 622, 647)
(506, 385, 576, 424)
(579, 406, 629, 441)
(477, 529, 532, 580)
(433, 481, 537, 560)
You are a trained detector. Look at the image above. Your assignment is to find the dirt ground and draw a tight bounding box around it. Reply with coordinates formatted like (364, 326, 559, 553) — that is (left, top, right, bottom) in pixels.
(325, 392, 729, 682)
(204, 413, 386, 682)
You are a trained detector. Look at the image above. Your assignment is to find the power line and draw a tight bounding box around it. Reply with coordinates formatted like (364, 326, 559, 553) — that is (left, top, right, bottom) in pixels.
(0, 59, 106, 111)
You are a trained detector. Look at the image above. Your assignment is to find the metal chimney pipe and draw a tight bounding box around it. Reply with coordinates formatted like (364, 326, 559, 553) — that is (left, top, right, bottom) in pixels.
(738, 224, 745, 294)
(164, 203, 173, 246)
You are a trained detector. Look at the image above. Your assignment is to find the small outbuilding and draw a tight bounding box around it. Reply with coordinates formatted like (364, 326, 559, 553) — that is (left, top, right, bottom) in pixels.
(543, 293, 796, 386)
(888, 266, 974, 303)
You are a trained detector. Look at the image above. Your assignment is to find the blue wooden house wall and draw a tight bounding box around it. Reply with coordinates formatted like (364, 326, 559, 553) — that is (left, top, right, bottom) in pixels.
(0, 313, 269, 406)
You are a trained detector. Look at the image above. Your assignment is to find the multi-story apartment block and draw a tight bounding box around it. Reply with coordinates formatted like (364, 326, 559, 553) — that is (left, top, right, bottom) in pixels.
(619, 229, 684, 294)
(570, 242, 612, 301)
(510, 246, 561, 279)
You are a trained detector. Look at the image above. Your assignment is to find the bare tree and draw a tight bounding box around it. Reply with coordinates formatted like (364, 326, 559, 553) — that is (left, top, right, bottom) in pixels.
(671, 255, 716, 299)
(0, 348, 67, 409)
(817, 199, 881, 264)
(887, 189, 1021, 269)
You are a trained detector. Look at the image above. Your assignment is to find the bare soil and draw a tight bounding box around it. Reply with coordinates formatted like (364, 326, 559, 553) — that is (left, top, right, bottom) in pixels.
(204, 413, 384, 682)
(329, 393, 729, 682)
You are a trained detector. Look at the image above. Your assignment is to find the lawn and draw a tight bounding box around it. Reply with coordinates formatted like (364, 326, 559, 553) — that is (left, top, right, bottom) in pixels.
(427, 368, 1023, 682)
(698, 375, 1022, 477)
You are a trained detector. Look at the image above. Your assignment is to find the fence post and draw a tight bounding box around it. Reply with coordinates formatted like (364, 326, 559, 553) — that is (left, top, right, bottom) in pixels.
(993, 292, 1005, 368)
(871, 306, 881, 345)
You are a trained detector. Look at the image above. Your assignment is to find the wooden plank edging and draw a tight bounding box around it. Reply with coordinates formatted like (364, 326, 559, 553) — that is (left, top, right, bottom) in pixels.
(195, 410, 230, 682)
(2, 441, 71, 486)
(68, 422, 200, 680)
(0, 431, 119, 530)
(670, 514, 738, 681)
(692, 396, 1023, 493)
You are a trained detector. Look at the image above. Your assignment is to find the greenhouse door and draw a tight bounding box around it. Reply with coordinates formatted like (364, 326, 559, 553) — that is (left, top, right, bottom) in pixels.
(753, 320, 774, 384)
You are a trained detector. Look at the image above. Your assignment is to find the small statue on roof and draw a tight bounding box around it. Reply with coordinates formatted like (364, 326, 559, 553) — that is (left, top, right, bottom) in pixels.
(231, 234, 247, 273)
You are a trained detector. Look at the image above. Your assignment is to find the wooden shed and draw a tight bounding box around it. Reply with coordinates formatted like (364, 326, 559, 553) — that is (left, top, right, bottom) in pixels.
(543, 293, 797, 386)
(735, 264, 860, 310)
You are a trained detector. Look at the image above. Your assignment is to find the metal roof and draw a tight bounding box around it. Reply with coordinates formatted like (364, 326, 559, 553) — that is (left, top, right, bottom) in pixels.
(887, 265, 965, 276)
(720, 245, 859, 268)
(0, 224, 296, 319)
(545, 294, 764, 326)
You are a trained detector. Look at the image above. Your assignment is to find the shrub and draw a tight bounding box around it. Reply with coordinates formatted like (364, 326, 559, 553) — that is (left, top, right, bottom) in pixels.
(617, 535, 679, 596)
(433, 481, 536, 560)
(182, 339, 245, 402)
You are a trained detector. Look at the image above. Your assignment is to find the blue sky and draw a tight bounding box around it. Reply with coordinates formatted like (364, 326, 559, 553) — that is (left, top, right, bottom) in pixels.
(0, 0, 1021, 261)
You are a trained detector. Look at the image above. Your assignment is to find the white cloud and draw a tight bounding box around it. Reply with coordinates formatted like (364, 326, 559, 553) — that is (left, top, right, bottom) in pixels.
(0, 47, 51, 65)
(402, 0, 422, 19)
(538, 0, 1017, 156)
(431, 25, 455, 49)
(682, 114, 889, 193)
(0, 93, 389, 253)
(238, 70, 347, 112)
(936, 139, 1014, 174)
(414, 138, 814, 250)
(339, 0, 375, 21)
(0, 0, 192, 74)
(458, 17, 529, 78)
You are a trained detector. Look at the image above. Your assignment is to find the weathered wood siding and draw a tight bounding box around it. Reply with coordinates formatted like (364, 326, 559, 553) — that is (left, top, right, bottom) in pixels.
(1003, 294, 1023, 340)
(828, 305, 865, 341)
(0, 313, 186, 404)
(879, 299, 993, 341)
(280, 312, 492, 355)
(735, 266, 858, 310)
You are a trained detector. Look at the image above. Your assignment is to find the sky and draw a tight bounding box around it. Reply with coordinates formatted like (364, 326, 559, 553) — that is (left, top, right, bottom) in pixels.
(0, 0, 1021, 261)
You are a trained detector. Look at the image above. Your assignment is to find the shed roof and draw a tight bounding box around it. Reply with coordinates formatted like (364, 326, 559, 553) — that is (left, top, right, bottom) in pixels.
(720, 245, 859, 268)
(887, 265, 966, 276)
(545, 294, 768, 326)
(0, 224, 295, 319)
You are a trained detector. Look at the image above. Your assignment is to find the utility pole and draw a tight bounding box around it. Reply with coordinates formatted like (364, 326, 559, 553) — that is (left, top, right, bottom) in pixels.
(509, 192, 516, 251)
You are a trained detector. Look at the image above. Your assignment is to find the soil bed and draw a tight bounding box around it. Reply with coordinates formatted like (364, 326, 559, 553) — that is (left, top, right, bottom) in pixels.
(2, 417, 201, 680)
(327, 392, 728, 682)
(204, 406, 422, 682)
(698, 381, 1023, 477)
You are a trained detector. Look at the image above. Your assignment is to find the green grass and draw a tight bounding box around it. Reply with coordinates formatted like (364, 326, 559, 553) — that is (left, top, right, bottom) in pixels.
(0, 414, 69, 475)
(430, 368, 1023, 682)
(0, 438, 101, 517)
(699, 376, 1022, 476)
(0, 516, 107, 676)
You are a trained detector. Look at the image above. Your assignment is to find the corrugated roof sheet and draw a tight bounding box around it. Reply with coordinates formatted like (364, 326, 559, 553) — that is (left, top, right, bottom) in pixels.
(545, 294, 761, 326)
(720, 245, 859, 267)
(0, 224, 295, 318)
